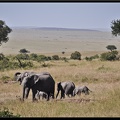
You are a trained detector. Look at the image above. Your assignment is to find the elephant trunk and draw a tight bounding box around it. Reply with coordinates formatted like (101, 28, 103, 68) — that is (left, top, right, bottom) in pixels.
(22, 85, 26, 101)
(22, 84, 30, 101)
(72, 90, 75, 96)
(25, 87, 30, 99)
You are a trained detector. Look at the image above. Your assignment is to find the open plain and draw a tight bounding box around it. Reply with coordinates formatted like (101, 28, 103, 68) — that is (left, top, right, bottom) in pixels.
(1, 27, 120, 57)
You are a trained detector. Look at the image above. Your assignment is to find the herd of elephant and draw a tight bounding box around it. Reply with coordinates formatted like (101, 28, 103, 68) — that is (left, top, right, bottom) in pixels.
(14, 71, 92, 102)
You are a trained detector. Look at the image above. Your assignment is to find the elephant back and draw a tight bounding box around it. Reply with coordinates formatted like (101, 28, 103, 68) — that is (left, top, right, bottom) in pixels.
(61, 81, 75, 94)
(34, 74, 55, 95)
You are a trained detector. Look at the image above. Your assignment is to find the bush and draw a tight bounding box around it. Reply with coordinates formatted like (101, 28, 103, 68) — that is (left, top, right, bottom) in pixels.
(29, 53, 38, 61)
(70, 51, 81, 60)
(60, 57, 68, 62)
(85, 56, 92, 61)
(100, 51, 118, 61)
(16, 54, 29, 60)
(37, 55, 50, 62)
(85, 54, 99, 61)
(0, 107, 20, 118)
(52, 55, 59, 60)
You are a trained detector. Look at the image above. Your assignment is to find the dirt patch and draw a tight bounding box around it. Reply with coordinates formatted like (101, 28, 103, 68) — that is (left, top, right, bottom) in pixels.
(55, 98, 97, 103)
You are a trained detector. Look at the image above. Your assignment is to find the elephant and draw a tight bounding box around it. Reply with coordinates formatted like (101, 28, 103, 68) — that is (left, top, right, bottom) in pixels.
(14, 71, 35, 85)
(14, 71, 52, 100)
(36, 90, 48, 100)
(21, 73, 55, 101)
(14, 71, 50, 84)
(56, 81, 75, 99)
(73, 85, 92, 96)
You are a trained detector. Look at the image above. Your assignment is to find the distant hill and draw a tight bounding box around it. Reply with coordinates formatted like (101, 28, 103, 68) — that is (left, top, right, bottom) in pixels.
(11, 27, 102, 32)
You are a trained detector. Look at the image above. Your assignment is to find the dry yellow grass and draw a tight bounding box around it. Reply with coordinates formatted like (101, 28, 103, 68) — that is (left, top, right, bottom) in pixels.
(0, 60, 120, 117)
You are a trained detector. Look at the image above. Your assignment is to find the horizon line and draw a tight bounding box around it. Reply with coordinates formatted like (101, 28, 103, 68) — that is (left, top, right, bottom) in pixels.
(10, 26, 111, 31)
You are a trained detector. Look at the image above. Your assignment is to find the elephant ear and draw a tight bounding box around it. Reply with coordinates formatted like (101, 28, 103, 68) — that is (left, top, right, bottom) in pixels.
(17, 72, 27, 82)
(30, 74, 39, 85)
(14, 72, 21, 81)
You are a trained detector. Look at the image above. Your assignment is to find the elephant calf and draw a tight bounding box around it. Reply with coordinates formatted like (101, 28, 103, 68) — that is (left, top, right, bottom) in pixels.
(73, 85, 92, 96)
(36, 90, 48, 100)
(56, 81, 75, 99)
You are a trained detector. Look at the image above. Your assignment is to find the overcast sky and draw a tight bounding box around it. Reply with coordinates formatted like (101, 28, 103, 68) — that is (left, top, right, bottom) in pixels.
(0, 2, 120, 30)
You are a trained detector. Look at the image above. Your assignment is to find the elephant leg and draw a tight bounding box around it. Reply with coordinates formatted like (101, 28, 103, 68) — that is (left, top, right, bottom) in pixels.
(85, 91, 89, 95)
(77, 91, 81, 96)
(66, 94, 70, 98)
(63, 93, 65, 98)
(51, 93, 54, 99)
(42, 95, 44, 100)
(56, 91, 59, 99)
(61, 91, 65, 99)
(46, 92, 50, 101)
(39, 94, 40, 100)
(25, 88, 30, 99)
(32, 89, 37, 102)
(22, 86, 26, 101)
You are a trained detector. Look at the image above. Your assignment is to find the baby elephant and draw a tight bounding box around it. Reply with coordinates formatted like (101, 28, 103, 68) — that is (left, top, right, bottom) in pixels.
(36, 90, 48, 100)
(73, 85, 92, 96)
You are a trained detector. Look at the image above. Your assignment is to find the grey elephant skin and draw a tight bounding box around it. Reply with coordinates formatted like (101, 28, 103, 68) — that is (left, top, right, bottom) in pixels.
(14, 71, 35, 99)
(14, 71, 50, 84)
(21, 74, 55, 101)
(14, 71, 54, 101)
(73, 85, 92, 96)
(14, 71, 35, 84)
(36, 90, 48, 100)
(56, 81, 75, 99)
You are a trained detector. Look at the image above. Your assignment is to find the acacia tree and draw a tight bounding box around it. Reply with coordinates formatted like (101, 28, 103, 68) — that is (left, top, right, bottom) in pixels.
(106, 45, 117, 51)
(111, 19, 120, 36)
(0, 20, 12, 46)
(19, 48, 30, 54)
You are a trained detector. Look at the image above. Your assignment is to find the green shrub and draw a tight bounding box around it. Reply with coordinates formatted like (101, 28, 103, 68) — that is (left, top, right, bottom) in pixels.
(85, 54, 99, 61)
(16, 54, 29, 60)
(60, 57, 68, 62)
(52, 55, 59, 60)
(70, 51, 81, 60)
(0, 107, 21, 118)
(37, 55, 49, 62)
(100, 51, 118, 61)
(29, 53, 38, 61)
(85, 56, 92, 61)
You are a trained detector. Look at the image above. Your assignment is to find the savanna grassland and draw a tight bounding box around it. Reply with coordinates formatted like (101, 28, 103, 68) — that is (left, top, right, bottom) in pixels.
(0, 28, 120, 117)
(0, 60, 120, 117)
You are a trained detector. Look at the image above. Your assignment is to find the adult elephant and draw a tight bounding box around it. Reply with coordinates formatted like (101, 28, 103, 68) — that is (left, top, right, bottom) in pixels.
(21, 74, 55, 101)
(56, 81, 75, 99)
(14, 71, 53, 100)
